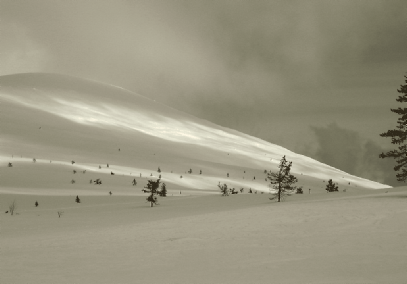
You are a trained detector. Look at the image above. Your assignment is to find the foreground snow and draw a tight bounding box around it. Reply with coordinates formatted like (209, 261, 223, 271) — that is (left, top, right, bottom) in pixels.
(2, 188, 407, 283)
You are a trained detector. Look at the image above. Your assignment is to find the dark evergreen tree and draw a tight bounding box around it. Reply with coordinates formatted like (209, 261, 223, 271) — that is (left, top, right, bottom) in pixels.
(35, 201, 38, 207)
(142, 179, 161, 207)
(218, 183, 229, 196)
(267, 155, 298, 202)
(75, 195, 80, 203)
(325, 179, 339, 192)
(132, 178, 137, 186)
(159, 183, 167, 196)
(157, 167, 161, 173)
(296, 186, 304, 194)
(248, 188, 252, 193)
(380, 75, 407, 182)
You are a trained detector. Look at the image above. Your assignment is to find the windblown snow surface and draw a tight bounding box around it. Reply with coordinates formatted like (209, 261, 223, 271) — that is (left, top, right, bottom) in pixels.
(0, 73, 389, 195)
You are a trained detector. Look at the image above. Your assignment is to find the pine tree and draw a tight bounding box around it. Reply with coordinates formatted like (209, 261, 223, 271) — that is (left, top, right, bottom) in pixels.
(267, 155, 298, 202)
(142, 179, 161, 207)
(218, 183, 229, 196)
(35, 201, 39, 207)
(75, 195, 80, 203)
(325, 179, 339, 192)
(380, 75, 407, 182)
(159, 183, 167, 196)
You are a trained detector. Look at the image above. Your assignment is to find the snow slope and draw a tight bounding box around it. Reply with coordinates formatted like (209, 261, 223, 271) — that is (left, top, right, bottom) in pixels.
(0, 73, 390, 195)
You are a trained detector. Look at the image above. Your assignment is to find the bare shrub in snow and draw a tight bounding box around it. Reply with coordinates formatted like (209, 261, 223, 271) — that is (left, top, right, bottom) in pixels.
(218, 183, 229, 196)
(9, 200, 17, 215)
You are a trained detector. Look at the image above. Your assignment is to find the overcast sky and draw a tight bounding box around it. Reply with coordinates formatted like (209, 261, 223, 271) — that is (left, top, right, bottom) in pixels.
(1, 0, 406, 185)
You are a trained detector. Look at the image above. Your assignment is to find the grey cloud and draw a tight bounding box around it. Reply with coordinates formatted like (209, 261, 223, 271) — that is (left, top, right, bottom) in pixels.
(1, 0, 406, 153)
(306, 122, 399, 186)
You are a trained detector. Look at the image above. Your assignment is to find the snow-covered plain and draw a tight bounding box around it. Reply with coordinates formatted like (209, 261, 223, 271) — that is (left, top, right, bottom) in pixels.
(2, 189, 407, 283)
(2, 73, 405, 283)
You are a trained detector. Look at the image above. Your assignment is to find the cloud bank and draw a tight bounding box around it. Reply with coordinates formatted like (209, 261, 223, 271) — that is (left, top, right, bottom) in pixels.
(1, 1, 406, 184)
(306, 123, 398, 186)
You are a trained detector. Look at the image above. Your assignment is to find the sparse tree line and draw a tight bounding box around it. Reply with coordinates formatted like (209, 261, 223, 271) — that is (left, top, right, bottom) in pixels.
(4, 155, 348, 210)
(4, 148, 358, 215)
(217, 155, 347, 202)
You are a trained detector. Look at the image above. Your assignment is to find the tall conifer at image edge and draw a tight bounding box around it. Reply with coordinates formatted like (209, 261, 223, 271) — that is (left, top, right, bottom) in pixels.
(267, 155, 298, 202)
(380, 74, 407, 182)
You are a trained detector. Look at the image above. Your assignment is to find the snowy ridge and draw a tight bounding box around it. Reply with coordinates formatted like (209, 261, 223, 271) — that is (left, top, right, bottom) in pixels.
(0, 73, 390, 194)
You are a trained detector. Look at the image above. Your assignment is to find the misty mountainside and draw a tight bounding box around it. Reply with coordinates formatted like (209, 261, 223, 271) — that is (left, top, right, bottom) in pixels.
(0, 73, 390, 195)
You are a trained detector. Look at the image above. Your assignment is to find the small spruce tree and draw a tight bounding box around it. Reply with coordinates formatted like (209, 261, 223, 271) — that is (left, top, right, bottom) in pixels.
(75, 195, 81, 203)
(218, 183, 229, 196)
(35, 201, 39, 207)
(325, 179, 339, 192)
(159, 183, 167, 196)
(143, 179, 161, 207)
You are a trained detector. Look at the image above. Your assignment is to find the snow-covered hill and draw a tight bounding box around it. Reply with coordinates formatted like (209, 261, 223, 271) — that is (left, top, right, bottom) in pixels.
(0, 73, 390, 195)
